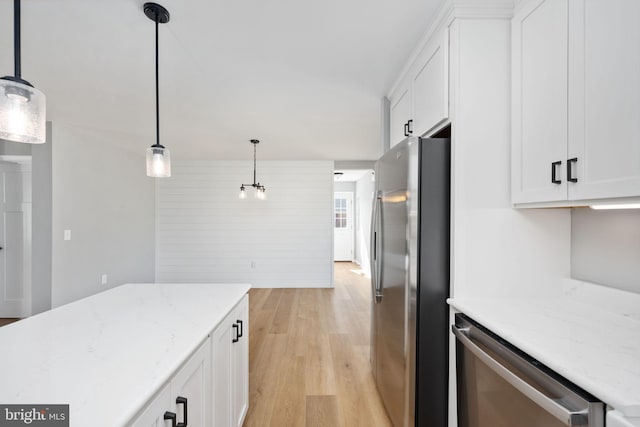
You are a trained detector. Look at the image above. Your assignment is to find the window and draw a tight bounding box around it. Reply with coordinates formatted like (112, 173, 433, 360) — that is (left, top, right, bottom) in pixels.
(334, 198, 348, 228)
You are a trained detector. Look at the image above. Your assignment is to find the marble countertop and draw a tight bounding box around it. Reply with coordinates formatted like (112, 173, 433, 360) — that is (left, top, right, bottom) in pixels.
(448, 279, 640, 418)
(0, 283, 250, 426)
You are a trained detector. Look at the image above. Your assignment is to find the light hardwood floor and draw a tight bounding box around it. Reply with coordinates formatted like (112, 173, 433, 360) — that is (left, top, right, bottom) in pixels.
(243, 262, 392, 427)
(0, 318, 19, 327)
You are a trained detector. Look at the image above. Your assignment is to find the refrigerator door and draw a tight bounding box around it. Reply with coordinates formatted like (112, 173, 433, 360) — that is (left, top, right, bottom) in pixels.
(373, 138, 410, 427)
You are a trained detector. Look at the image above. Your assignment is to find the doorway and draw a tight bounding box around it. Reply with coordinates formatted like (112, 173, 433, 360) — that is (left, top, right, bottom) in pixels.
(334, 191, 354, 261)
(0, 158, 31, 318)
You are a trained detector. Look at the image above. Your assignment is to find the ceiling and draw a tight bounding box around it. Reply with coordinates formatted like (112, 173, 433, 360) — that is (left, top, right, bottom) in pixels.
(0, 0, 443, 160)
(334, 169, 372, 182)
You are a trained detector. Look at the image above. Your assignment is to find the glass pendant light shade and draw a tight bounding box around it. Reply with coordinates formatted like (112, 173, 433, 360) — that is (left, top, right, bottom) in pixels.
(146, 145, 171, 177)
(239, 186, 247, 199)
(0, 78, 46, 144)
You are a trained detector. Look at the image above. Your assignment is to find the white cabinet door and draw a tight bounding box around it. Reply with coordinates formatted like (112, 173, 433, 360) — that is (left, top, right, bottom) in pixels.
(567, 0, 640, 200)
(389, 80, 412, 148)
(212, 315, 232, 427)
(231, 296, 249, 427)
(212, 294, 249, 427)
(512, 0, 568, 204)
(130, 384, 172, 427)
(412, 32, 449, 137)
(170, 339, 211, 427)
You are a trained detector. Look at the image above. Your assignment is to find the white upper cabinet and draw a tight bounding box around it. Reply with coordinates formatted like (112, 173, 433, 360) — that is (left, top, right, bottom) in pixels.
(513, 0, 640, 205)
(512, 0, 568, 204)
(567, 0, 640, 200)
(411, 32, 449, 138)
(388, 29, 449, 149)
(389, 78, 412, 148)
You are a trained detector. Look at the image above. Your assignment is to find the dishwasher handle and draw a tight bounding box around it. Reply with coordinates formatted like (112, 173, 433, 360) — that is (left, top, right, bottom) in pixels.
(452, 325, 588, 426)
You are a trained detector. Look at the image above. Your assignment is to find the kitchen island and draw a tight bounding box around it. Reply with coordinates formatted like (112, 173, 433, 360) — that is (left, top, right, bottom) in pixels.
(0, 283, 250, 427)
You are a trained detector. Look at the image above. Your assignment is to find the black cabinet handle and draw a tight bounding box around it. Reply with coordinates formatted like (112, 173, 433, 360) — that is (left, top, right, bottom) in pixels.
(232, 323, 239, 343)
(164, 411, 177, 427)
(551, 160, 562, 184)
(403, 122, 409, 137)
(176, 396, 187, 427)
(407, 119, 413, 134)
(237, 320, 243, 338)
(567, 157, 578, 183)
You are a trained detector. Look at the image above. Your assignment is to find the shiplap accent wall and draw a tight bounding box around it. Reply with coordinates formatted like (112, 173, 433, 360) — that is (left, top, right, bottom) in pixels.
(156, 161, 334, 288)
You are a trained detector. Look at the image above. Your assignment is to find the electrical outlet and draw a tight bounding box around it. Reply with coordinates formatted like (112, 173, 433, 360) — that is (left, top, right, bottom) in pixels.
(101, 274, 108, 285)
(251, 261, 256, 269)
(64, 229, 71, 241)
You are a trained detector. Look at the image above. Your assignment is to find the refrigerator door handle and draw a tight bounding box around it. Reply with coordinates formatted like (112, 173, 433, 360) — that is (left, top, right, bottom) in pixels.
(371, 191, 384, 303)
(370, 195, 377, 303)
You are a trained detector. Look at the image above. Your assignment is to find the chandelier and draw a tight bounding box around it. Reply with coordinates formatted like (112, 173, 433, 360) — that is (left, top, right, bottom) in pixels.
(239, 139, 266, 200)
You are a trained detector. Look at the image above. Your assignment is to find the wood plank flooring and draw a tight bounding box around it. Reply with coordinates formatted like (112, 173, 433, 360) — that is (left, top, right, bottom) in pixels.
(244, 262, 392, 427)
(0, 318, 19, 327)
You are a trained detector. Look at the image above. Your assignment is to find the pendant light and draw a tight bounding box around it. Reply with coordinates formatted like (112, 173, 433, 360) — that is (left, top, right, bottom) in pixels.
(144, 3, 171, 178)
(239, 139, 267, 200)
(0, 0, 46, 144)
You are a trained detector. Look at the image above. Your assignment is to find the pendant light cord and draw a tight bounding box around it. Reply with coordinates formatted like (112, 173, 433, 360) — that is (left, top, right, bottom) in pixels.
(155, 17, 160, 147)
(14, 0, 21, 79)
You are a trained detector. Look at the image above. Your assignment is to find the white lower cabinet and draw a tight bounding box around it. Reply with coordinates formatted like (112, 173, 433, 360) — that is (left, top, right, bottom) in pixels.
(130, 384, 172, 427)
(130, 293, 249, 427)
(230, 296, 249, 427)
(212, 295, 249, 427)
(131, 338, 211, 427)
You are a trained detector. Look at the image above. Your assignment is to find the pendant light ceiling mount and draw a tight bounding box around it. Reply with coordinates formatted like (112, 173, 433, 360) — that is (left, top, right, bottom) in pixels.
(144, 3, 170, 24)
(144, 2, 172, 178)
(239, 139, 267, 200)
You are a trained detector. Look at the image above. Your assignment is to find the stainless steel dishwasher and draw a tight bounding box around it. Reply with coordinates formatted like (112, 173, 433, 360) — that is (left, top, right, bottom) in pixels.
(453, 313, 604, 427)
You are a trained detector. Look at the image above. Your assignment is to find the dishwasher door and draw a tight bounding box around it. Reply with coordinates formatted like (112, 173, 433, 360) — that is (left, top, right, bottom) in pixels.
(453, 314, 604, 427)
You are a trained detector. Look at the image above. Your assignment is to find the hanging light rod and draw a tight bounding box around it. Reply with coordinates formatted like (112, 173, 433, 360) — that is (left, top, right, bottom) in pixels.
(144, 2, 172, 178)
(239, 139, 267, 200)
(0, 0, 46, 144)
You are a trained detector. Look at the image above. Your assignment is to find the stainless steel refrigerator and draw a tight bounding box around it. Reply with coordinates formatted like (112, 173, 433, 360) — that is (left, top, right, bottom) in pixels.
(370, 135, 450, 427)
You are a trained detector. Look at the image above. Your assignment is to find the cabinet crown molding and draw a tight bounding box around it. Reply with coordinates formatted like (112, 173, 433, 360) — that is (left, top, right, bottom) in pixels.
(387, 0, 515, 98)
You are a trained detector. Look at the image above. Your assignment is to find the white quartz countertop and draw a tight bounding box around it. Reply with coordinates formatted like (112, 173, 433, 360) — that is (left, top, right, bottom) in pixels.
(0, 283, 250, 427)
(448, 280, 640, 418)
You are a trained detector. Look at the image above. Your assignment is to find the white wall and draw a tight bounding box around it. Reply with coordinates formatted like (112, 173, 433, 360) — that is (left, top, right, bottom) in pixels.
(355, 171, 374, 275)
(449, 18, 571, 300)
(51, 124, 156, 307)
(157, 160, 334, 288)
(571, 208, 640, 294)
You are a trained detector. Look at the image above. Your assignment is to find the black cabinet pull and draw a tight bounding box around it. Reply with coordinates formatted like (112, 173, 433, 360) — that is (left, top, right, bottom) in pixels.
(232, 323, 239, 343)
(551, 160, 562, 184)
(567, 157, 578, 183)
(237, 320, 243, 338)
(403, 122, 409, 137)
(164, 411, 177, 427)
(407, 119, 413, 134)
(176, 396, 187, 427)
